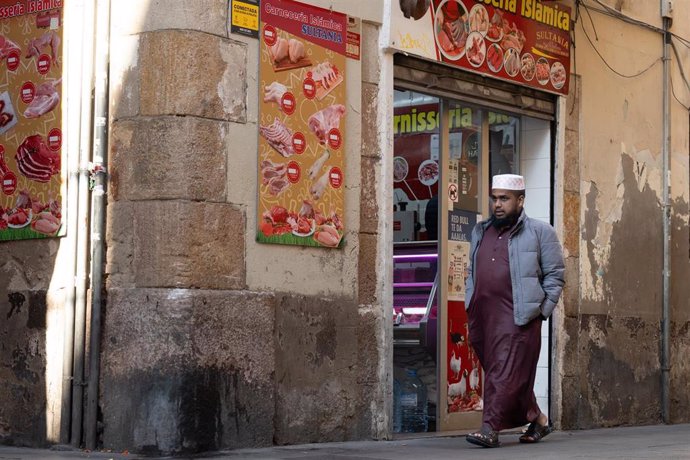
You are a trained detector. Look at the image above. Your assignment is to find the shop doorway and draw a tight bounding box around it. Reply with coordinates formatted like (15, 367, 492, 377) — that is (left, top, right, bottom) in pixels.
(392, 88, 553, 434)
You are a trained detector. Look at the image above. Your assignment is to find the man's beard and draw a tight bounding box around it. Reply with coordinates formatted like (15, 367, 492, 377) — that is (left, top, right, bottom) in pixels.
(492, 213, 519, 229)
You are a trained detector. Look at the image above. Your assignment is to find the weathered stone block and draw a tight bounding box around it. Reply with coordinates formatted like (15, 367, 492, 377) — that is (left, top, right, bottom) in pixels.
(139, 30, 246, 121)
(564, 127, 580, 193)
(670, 320, 690, 422)
(0, 239, 59, 289)
(563, 191, 580, 258)
(361, 82, 381, 159)
(561, 316, 580, 377)
(359, 157, 380, 234)
(105, 201, 135, 288)
(112, 0, 228, 36)
(358, 233, 379, 305)
(102, 288, 275, 453)
(225, 121, 258, 206)
(559, 375, 581, 430)
(0, 286, 50, 447)
(109, 34, 141, 120)
(130, 201, 245, 289)
(274, 294, 362, 444)
(562, 256, 580, 318)
(361, 22, 381, 84)
(110, 117, 227, 202)
(354, 307, 388, 438)
(565, 74, 580, 130)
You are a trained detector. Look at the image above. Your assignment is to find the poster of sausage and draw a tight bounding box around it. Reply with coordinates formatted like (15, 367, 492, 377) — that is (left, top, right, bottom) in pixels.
(257, 0, 347, 248)
(392, 0, 571, 96)
(0, 0, 63, 241)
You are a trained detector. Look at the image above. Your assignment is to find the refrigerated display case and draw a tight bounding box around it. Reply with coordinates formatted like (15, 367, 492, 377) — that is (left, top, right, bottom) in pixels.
(393, 241, 438, 356)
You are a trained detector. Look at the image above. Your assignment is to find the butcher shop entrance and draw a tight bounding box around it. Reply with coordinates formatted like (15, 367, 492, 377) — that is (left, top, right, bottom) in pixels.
(391, 54, 557, 434)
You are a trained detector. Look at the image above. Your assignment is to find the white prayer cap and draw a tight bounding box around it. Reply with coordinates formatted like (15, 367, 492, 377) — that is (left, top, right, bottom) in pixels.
(492, 174, 525, 190)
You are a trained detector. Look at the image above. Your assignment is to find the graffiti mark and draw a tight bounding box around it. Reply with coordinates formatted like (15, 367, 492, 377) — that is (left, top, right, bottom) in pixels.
(7, 292, 25, 319)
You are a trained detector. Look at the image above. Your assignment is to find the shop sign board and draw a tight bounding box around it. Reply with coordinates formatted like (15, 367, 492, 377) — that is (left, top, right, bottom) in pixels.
(257, 0, 347, 248)
(391, 0, 571, 95)
(0, 0, 64, 241)
(446, 208, 483, 413)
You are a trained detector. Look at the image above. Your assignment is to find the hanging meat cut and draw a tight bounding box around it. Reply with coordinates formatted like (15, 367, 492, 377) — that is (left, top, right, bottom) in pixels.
(15, 134, 60, 183)
(270, 37, 306, 64)
(24, 78, 61, 119)
(259, 118, 295, 157)
(31, 211, 61, 235)
(308, 149, 330, 181)
(270, 38, 289, 63)
(307, 104, 346, 145)
(287, 39, 305, 63)
(260, 159, 290, 196)
(310, 169, 330, 201)
(26, 30, 60, 65)
(263, 81, 287, 107)
(310, 62, 340, 90)
(0, 35, 19, 61)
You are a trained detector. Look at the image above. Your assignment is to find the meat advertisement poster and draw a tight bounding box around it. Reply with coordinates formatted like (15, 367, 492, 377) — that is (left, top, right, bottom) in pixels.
(393, 102, 440, 206)
(446, 209, 482, 413)
(257, 0, 347, 248)
(0, 0, 63, 241)
(392, 0, 571, 95)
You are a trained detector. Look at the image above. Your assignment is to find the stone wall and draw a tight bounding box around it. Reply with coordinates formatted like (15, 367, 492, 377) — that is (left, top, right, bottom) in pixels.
(560, 0, 690, 428)
(103, 0, 387, 454)
(0, 240, 63, 447)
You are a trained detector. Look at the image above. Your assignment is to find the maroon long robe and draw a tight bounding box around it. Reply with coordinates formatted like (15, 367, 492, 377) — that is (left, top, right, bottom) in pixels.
(467, 223, 542, 431)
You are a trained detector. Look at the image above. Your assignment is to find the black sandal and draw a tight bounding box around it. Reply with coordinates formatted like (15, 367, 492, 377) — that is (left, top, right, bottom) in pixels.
(466, 429, 500, 448)
(519, 421, 553, 443)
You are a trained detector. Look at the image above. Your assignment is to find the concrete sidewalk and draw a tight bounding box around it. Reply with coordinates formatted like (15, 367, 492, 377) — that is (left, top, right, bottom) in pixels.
(1, 424, 689, 459)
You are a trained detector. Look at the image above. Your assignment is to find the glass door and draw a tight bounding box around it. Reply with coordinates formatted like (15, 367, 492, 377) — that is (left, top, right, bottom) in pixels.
(437, 101, 523, 431)
(392, 87, 531, 433)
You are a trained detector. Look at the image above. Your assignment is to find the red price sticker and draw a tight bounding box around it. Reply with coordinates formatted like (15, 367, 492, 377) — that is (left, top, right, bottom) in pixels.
(303, 77, 316, 99)
(2, 171, 17, 195)
(20, 82, 36, 103)
(329, 167, 343, 189)
(6, 50, 19, 71)
(327, 128, 342, 150)
(292, 132, 306, 154)
(37, 54, 50, 74)
(48, 128, 62, 151)
(280, 92, 296, 115)
(287, 161, 301, 183)
(263, 25, 277, 47)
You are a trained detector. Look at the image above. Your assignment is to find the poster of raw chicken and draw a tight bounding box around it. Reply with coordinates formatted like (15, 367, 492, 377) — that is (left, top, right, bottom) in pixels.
(257, 0, 347, 248)
(392, 0, 571, 96)
(0, 0, 63, 241)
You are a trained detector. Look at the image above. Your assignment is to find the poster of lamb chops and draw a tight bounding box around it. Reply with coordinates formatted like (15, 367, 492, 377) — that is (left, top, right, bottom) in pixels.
(257, 0, 350, 249)
(0, 4, 64, 242)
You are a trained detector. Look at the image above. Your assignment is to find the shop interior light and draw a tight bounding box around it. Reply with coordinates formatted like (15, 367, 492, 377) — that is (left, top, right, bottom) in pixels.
(394, 282, 435, 288)
(392, 254, 438, 260)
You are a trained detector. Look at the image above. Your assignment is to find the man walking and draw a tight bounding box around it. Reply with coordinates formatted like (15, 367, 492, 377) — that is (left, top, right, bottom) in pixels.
(464, 174, 565, 448)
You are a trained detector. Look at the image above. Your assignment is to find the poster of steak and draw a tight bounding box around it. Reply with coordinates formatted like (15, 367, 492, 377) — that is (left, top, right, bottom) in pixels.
(257, 0, 348, 248)
(390, 0, 571, 95)
(0, 0, 64, 241)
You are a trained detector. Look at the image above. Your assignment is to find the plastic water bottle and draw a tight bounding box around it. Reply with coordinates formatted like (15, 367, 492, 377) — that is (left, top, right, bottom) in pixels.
(399, 368, 428, 432)
(393, 376, 402, 433)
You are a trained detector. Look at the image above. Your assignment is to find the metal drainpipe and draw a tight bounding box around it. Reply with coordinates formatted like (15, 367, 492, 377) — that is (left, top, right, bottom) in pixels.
(661, 13, 671, 425)
(60, 0, 96, 446)
(59, 0, 87, 442)
(85, 0, 111, 450)
(68, 0, 98, 447)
